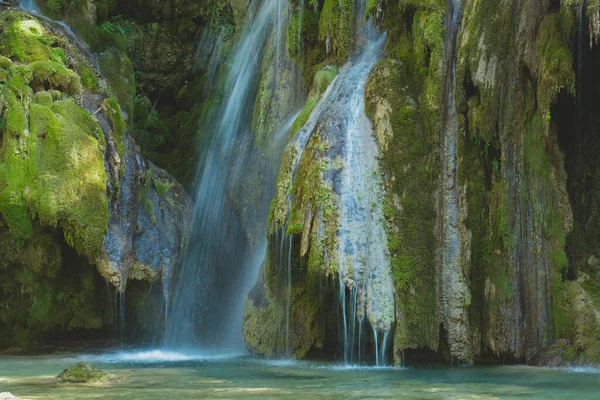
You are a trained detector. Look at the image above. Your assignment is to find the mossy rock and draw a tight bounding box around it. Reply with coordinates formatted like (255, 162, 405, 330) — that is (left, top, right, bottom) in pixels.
(57, 362, 122, 384)
(0, 12, 66, 64)
(24, 61, 82, 95)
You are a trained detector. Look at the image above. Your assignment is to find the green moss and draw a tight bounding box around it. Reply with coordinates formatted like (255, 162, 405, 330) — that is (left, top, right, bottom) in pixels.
(242, 296, 284, 357)
(49, 89, 62, 101)
(140, 169, 156, 224)
(313, 64, 337, 94)
(535, 13, 576, 118)
(57, 362, 122, 384)
(287, 8, 319, 61)
(4, 88, 28, 137)
(102, 97, 125, 159)
(289, 65, 338, 136)
(0, 9, 123, 346)
(153, 177, 175, 196)
(23, 61, 82, 95)
(290, 95, 319, 136)
(318, 0, 354, 59)
(286, 7, 326, 86)
(365, 0, 384, 19)
(560, 281, 600, 362)
(0, 55, 11, 69)
(0, 13, 66, 64)
(0, 67, 108, 256)
(365, 57, 440, 352)
(98, 49, 136, 121)
(33, 90, 54, 106)
(79, 65, 99, 90)
(31, 100, 109, 257)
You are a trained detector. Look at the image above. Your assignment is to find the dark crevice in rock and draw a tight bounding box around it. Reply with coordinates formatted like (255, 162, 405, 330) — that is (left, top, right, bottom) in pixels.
(557, 24, 600, 280)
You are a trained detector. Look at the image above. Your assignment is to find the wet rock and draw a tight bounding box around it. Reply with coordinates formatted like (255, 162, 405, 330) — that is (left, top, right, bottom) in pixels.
(0, 393, 19, 400)
(588, 255, 600, 268)
(529, 339, 571, 367)
(98, 135, 192, 293)
(57, 362, 122, 384)
(2, 347, 24, 356)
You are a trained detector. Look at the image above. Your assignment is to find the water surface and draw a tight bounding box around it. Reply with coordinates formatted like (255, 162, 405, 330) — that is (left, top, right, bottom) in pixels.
(1, 351, 599, 399)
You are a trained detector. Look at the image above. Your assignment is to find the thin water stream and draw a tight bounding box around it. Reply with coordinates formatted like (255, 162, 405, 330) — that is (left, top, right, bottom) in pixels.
(276, 0, 393, 364)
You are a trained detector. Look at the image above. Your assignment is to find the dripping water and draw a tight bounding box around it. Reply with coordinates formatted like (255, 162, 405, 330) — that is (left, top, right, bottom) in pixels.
(278, 0, 393, 366)
(336, 2, 393, 365)
(275, 228, 294, 358)
(373, 327, 379, 366)
(286, 235, 292, 357)
(163, 298, 169, 346)
(118, 290, 126, 349)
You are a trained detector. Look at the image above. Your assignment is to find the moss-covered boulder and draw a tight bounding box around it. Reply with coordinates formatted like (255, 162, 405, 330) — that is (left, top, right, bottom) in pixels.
(57, 362, 122, 384)
(0, 9, 191, 346)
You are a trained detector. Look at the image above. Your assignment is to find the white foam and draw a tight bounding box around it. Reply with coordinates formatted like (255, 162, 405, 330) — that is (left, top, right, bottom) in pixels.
(315, 363, 397, 372)
(565, 366, 600, 374)
(256, 359, 302, 368)
(77, 349, 247, 363)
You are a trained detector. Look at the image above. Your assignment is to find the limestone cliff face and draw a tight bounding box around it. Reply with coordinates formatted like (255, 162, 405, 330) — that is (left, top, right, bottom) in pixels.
(0, 8, 191, 345)
(243, 0, 600, 366)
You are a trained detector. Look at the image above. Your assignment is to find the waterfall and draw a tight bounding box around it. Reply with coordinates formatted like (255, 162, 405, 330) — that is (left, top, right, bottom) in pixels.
(165, 0, 290, 349)
(19, 0, 39, 13)
(277, 0, 394, 365)
(439, 0, 472, 362)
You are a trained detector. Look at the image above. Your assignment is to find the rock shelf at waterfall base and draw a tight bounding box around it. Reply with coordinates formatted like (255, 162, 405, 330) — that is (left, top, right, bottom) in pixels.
(3, 1, 600, 396)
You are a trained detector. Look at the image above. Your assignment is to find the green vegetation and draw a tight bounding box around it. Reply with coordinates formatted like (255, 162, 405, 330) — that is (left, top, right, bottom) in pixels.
(57, 362, 122, 384)
(535, 13, 575, 121)
(102, 97, 125, 160)
(79, 65, 99, 90)
(98, 49, 136, 120)
(0, 11, 116, 346)
(318, 0, 354, 58)
(366, 57, 440, 354)
(153, 177, 175, 196)
(0, 13, 66, 63)
(140, 170, 156, 224)
(290, 65, 338, 136)
(0, 14, 109, 257)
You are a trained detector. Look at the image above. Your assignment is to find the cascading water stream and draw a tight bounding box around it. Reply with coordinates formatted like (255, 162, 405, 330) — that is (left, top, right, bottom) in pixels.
(165, 0, 292, 350)
(278, 0, 394, 366)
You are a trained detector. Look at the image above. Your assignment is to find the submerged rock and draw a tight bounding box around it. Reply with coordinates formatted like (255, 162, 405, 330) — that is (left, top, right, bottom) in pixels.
(57, 362, 122, 384)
